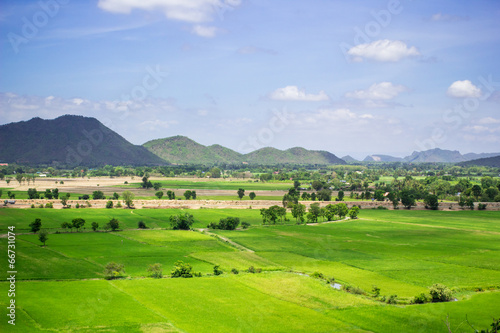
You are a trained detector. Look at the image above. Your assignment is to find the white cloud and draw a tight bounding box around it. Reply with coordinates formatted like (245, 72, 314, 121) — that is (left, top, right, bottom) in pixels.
(447, 80, 482, 98)
(345, 82, 408, 100)
(430, 13, 468, 22)
(269, 86, 329, 102)
(98, 0, 240, 23)
(139, 119, 177, 131)
(347, 39, 420, 62)
(191, 25, 217, 38)
(478, 117, 500, 124)
(304, 108, 373, 124)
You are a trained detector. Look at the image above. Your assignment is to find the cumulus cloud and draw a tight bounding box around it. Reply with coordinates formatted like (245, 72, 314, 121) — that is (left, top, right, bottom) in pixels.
(447, 80, 482, 98)
(347, 39, 420, 62)
(269, 86, 329, 102)
(345, 82, 408, 100)
(98, 0, 241, 23)
(304, 108, 373, 124)
(478, 117, 500, 124)
(191, 25, 217, 37)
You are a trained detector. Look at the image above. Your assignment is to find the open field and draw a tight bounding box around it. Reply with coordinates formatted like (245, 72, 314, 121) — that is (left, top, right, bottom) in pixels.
(1, 208, 499, 332)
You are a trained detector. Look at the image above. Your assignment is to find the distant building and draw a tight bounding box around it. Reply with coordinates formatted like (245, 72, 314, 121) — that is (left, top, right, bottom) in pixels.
(0, 163, 8, 166)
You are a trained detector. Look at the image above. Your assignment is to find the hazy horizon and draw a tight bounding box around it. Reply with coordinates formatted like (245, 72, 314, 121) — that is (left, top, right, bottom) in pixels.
(1, 0, 499, 157)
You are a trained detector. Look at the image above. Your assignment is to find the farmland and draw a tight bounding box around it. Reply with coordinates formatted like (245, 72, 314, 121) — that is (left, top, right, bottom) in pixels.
(1, 206, 499, 332)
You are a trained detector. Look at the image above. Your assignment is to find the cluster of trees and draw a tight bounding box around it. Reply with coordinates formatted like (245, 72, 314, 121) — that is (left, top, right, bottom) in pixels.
(27, 188, 59, 199)
(207, 217, 240, 230)
(260, 202, 359, 224)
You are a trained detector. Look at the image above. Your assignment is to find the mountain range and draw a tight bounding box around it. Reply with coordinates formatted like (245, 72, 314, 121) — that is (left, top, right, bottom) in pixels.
(0, 115, 499, 167)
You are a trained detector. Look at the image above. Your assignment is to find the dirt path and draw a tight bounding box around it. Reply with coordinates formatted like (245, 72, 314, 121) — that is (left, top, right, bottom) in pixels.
(199, 228, 254, 252)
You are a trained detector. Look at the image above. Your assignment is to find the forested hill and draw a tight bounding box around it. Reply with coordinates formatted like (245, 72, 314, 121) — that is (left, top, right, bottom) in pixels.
(143, 136, 346, 165)
(0, 115, 166, 166)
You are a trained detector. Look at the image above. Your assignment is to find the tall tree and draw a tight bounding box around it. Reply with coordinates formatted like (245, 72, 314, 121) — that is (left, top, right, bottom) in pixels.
(237, 188, 245, 200)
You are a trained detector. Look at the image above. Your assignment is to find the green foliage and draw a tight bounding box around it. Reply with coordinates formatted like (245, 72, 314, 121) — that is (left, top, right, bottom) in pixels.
(336, 203, 348, 218)
(106, 200, 114, 209)
(104, 262, 125, 280)
(386, 294, 398, 304)
(147, 263, 163, 278)
(249, 192, 256, 200)
(401, 191, 416, 209)
(91, 222, 99, 231)
(213, 265, 223, 276)
(122, 190, 135, 208)
(311, 271, 325, 279)
(478, 203, 487, 210)
(27, 188, 40, 199)
(424, 194, 439, 210)
(106, 218, 120, 231)
(72, 218, 85, 231)
(183, 190, 192, 200)
(231, 268, 239, 274)
(207, 217, 240, 230)
(412, 292, 430, 304)
(429, 283, 452, 302)
(45, 202, 53, 208)
(237, 188, 245, 200)
(170, 213, 194, 230)
(241, 221, 250, 229)
(166, 190, 176, 200)
(171, 261, 194, 278)
(38, 229, 48, 246)
(138, 220, 147, 229)
(29, 218, 42, 233)
(317, 188, 332, 201)
(92, 190, 105, 200)
(153, 182, 162, 191)
(291, 203, 306, 223)
(155, 191, 164, 199)
(342, 285, 365, 295)
(113, 192, 120, 200)
(372, 285, 381, 297)
(348, 206, 360, 219)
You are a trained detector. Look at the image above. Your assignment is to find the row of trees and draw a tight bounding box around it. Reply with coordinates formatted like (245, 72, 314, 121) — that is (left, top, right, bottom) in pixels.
(260, 203, 359, 224)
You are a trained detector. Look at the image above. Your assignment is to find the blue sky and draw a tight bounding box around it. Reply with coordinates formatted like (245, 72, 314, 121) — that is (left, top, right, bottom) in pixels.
(1, 0, 499, 159)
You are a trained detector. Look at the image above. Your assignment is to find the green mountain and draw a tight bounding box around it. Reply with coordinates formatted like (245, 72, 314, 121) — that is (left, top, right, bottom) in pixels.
(363, 154, 403, 162)
(403, 148, 465, 163)
(459, 156, 500, 168)
(143, 137, 346, 165)
(0, 115, 166, 166)
(342, 155, 358, 163)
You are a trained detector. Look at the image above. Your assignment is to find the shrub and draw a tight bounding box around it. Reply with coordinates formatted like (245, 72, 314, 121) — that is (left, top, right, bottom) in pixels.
(207, 217, 240, 230)
(116, 201, 122, 208)
(342, 285, 365, 295)
(31, 204, 35, 208)
(45, 202, 53, 208)
(231, 268, 239, 274)
(213, 265, 223, 276)
(412, 292, 430, 304)
(138, 220, 147, 229)
(247, 266, 256, 273)
(376, 206, 388, 210)
(105, 218, 120, 231)
(104, 262, 125, 280)
(372, 286, 381, 297)
(386, 294, 398, 304)
(311, 271, 325, 279)
(429, 284, 452, 302)
(91, 222, 99, 231)
(170, 213, 194, 230)
(147, 263, 163, 278)
(478, 203, 487, 210)
(106, 200, 114, 209)
(171, 261, 194, 278)
(241, 221, 250, 229)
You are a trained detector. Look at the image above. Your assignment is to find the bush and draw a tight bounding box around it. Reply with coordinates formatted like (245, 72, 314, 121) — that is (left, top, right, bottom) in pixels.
(342, 285, 365, 295)
(372, 286, 380, 297)
(478, 203, 487, 210)
(147, 263, 163, 278)
(171, 261, 194, 278)
(247, 266, 256, 273)
(105, 218, 120, 231)
(104, 262, 125, 280)
(231, 268, 239, 274)
(91, 222, 99, 231)
(429, 284, 452, 302)
(412, 292, 430, 304)
(170, 213, 194, 230)
(213, 265, 223, 276)
(31, 204, 35, 208)
(386, 294, 398, 304)
(311, 271, 325, 279)
(207, 217, 240, 230)
(241, 221, 250, 229)
(138, 220, 147, 229)
(45, 202, 53, 208)
(106, 200, 114, 209)
(116, 201, 122, 208)
(376, 206, 388, 210)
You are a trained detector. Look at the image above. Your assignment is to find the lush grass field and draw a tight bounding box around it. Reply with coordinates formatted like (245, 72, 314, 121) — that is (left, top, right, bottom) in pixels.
(0, 209, 499, 332)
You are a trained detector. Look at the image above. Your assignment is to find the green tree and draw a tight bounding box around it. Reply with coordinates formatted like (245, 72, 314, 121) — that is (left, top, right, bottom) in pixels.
(15, 174, 23, 185)
(166, 190, 175, 200)
(122, 191, 135, 208)
(91, 222, 99, 231)
(336, 203, 349, 219)
(44, 189, 53, 199)
(424, 194, 439, 210)
(307, 203, 321, 222)
(106, 218, 120, 231)
(429, 284, 452, 302)
(213, 265, 223, 276)
(113, 192, 120, 200)
(400, 191, 416, 209)
(191, 190, 197, 199)
(171, 261, 194, 278)
(210, 167, 222, 178)
(147, 263, 163, 278)
(317, 188, 332, 201)
(106, 200, 114, 209)
(155, 191, 164, 199)
(170, 213, 194, 230)
(471, 185, 482, 199)
(153, 182, 162, 191)
(249, 192, 256, 200)
(92, 190, 105, 200)
(38, 229, 48, 246)
(104, 262, 125, 280)
(61, 222, 72, 232)
(27, 188, 39, 199)
(348, 206, 360, 219)
(312, 180, 323, 191)
(337, 190, 345, 201)
(72, 218, 85, 232)
(183, 190, 192, 200)
(294, 180, 301, 190)
(29, 218, 42, 233)
(208, 217, 240, 230)
(324, 204, 338, 221)
(374, 190, 385, 201)
(237, 188, 245, 200)
(291, 203, 306, 223)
